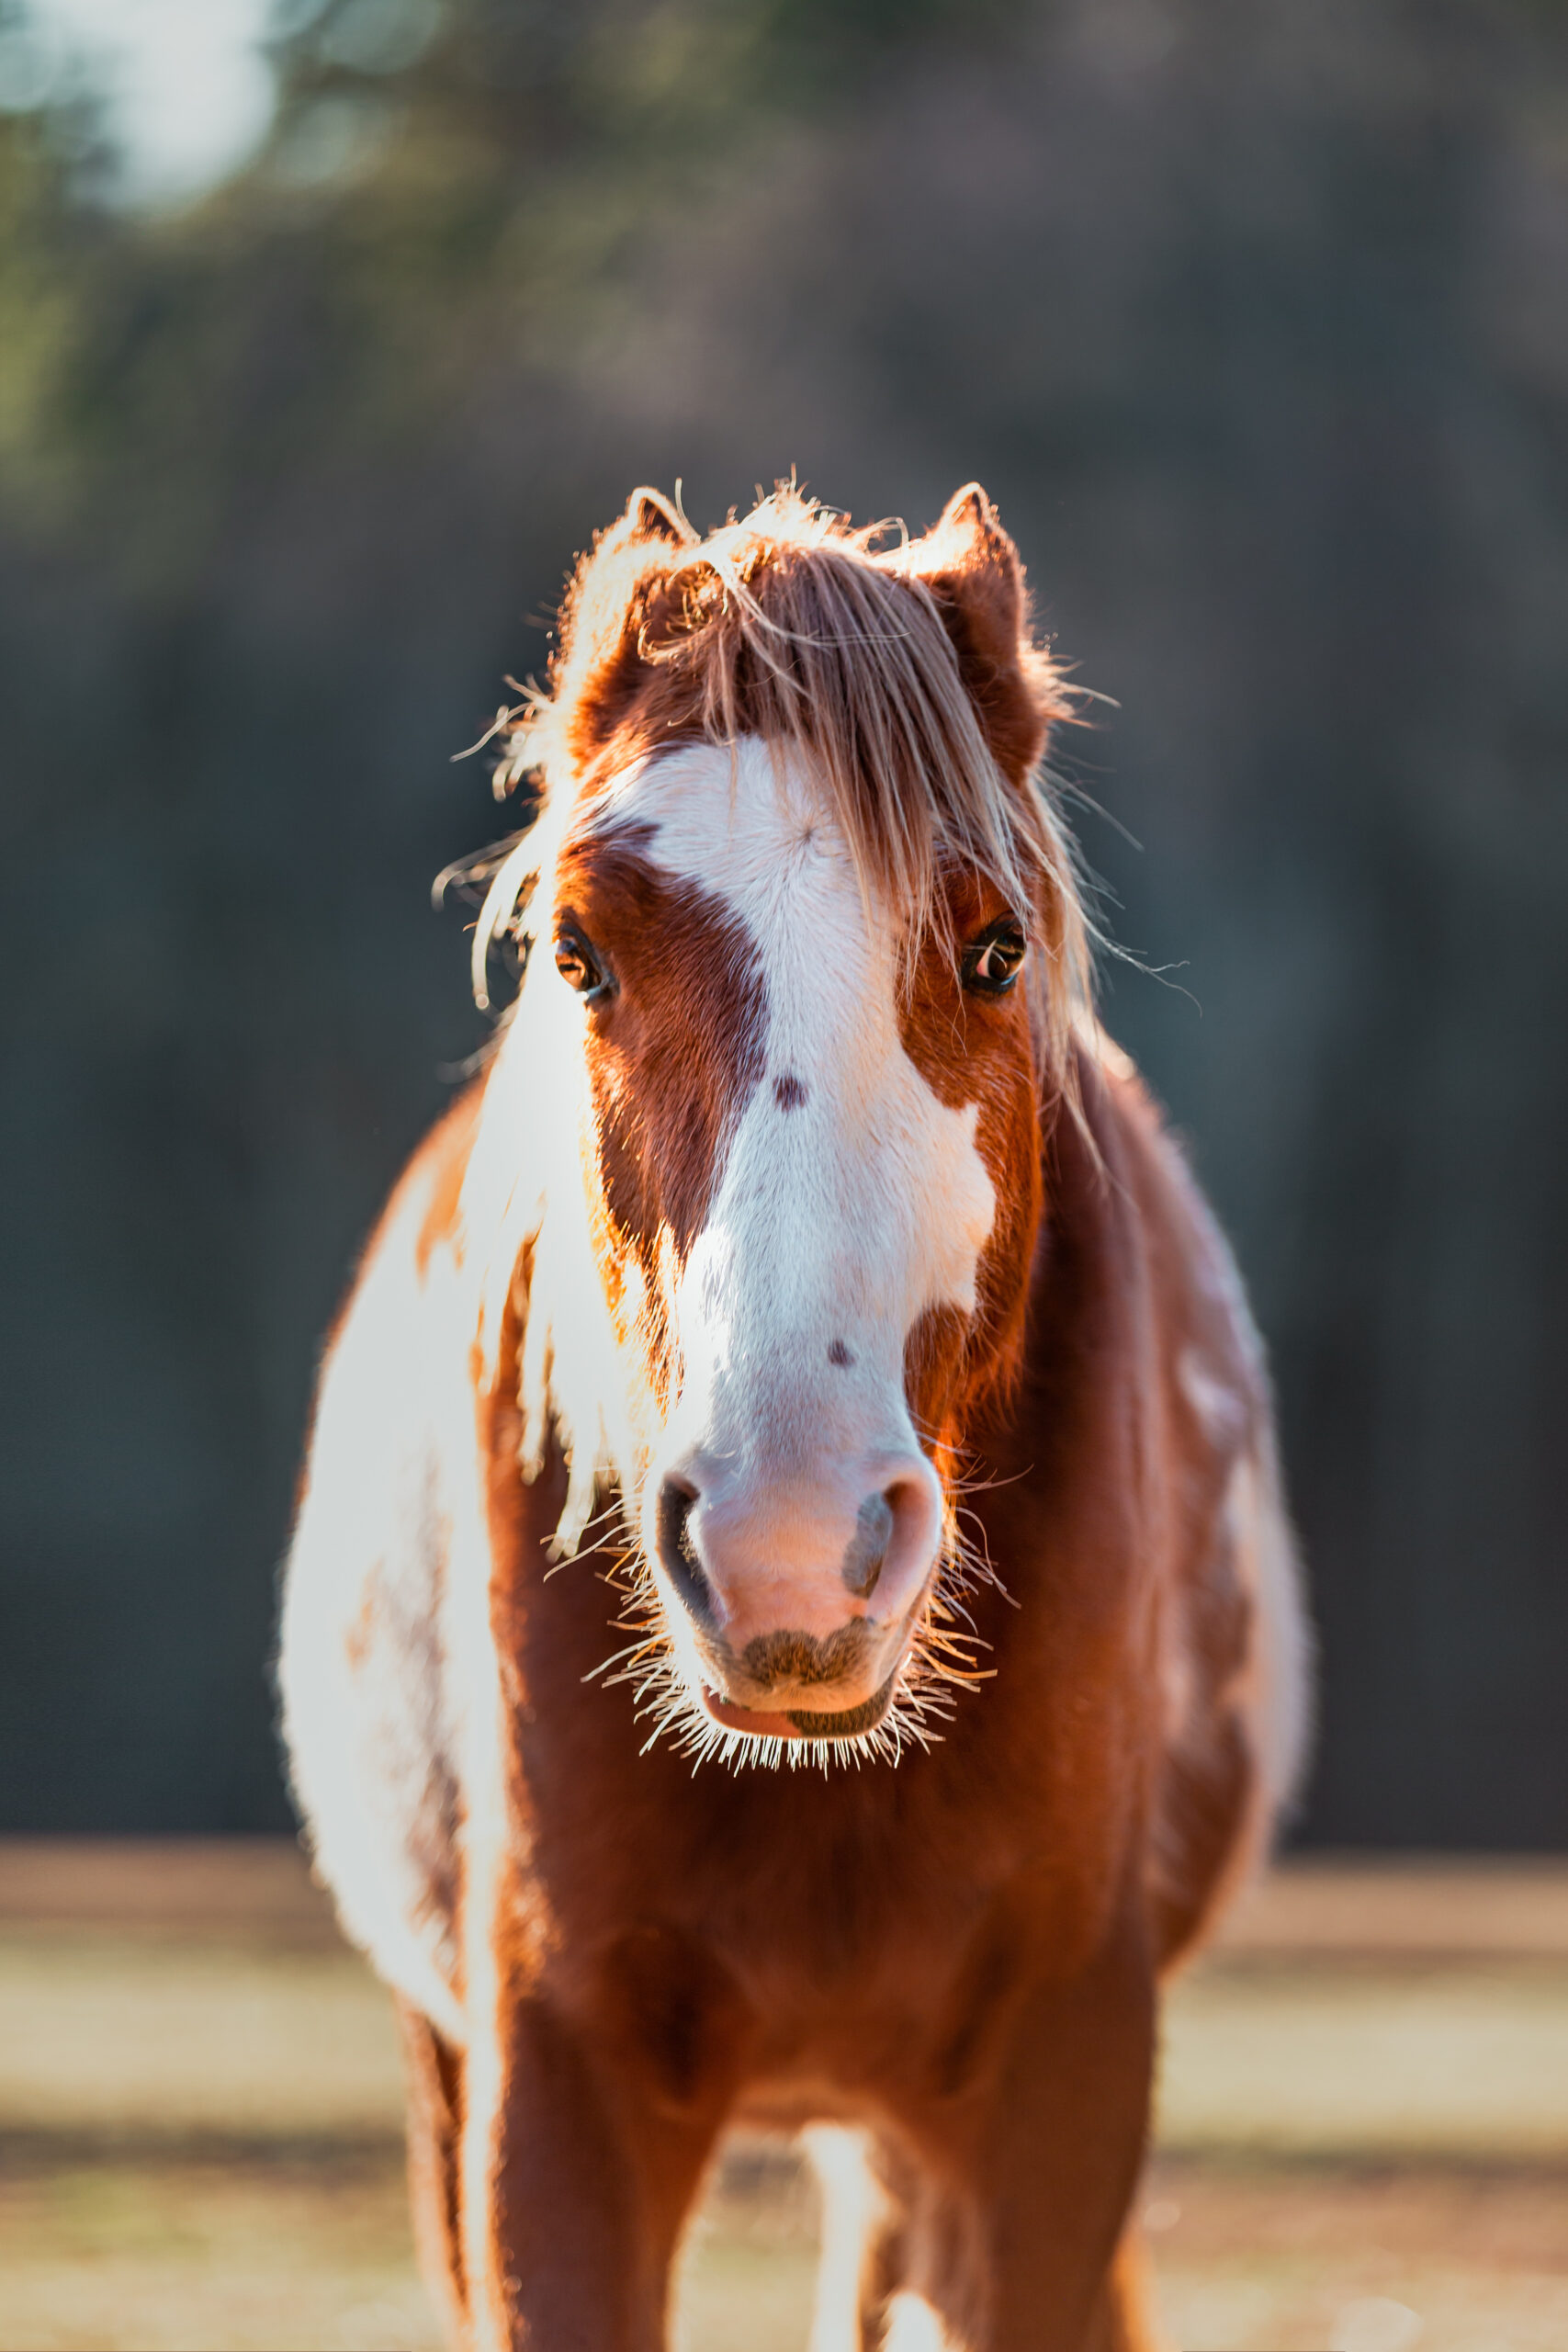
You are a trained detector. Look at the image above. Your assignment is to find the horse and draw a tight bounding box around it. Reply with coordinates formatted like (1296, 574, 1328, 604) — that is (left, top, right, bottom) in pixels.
(278, 481, 1309, 2352)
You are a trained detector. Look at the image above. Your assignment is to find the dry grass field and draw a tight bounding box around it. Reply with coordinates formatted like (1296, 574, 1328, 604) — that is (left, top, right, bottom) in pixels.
(1, 1846, 1564, 2350)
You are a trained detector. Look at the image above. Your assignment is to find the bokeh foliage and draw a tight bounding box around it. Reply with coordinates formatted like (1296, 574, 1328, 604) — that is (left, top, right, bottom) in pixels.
(3, 0, 1566, 1838)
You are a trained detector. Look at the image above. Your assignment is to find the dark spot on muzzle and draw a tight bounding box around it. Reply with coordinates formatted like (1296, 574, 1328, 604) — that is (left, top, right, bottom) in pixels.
(740, 1621, 874, 1690)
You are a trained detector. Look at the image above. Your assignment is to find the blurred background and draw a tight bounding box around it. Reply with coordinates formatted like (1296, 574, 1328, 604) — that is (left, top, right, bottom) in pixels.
(3, 6, 1567, 2347)
(7, 0, 1568, 1848)
(6, 0, 1561, 1853)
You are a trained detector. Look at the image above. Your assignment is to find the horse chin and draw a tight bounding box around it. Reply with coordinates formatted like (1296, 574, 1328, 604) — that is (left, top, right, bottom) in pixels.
(699, 1670, 901, 1745)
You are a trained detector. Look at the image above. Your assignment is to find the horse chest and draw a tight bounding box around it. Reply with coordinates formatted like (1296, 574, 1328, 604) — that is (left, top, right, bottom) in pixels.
(536, 1826, 1037, 2122)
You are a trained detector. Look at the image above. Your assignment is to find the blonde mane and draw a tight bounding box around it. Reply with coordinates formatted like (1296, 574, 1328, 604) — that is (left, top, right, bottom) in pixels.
(465, 484, 1093, 1084)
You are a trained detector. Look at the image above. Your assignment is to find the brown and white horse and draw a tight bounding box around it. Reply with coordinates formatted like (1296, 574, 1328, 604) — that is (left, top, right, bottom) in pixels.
(279, 483, 1308, 2351)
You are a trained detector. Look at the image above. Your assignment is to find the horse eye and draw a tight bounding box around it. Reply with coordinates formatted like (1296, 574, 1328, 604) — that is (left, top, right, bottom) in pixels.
(962, 918, 1028, 996)
(554, 925, 612, 1001)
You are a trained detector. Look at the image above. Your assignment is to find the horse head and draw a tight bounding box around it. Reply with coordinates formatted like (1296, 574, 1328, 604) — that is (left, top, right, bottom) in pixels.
(465, 483, 1088, 1760)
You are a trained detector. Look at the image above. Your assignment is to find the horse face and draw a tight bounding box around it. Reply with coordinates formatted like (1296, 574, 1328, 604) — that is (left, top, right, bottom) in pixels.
(551, 738, 1043, 1747)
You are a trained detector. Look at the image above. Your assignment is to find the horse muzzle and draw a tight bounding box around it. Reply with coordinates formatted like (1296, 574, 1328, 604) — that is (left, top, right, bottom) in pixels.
(648, 1450, 943, 1741)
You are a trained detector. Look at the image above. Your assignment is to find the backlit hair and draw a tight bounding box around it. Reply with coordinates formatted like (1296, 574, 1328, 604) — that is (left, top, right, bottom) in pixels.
(466, 483, 1092, 1088)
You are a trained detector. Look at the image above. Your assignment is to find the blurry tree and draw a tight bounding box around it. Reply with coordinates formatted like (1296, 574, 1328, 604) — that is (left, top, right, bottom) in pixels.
(2, 0, 1565, 1841)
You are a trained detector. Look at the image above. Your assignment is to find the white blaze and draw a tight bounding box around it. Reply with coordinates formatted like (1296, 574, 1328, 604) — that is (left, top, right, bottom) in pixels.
(596, 738, 995, 1480)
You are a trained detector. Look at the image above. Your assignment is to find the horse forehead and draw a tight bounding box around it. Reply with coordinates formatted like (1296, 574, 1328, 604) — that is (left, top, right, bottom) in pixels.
(590, 742, 998, 1137)
(592, 739, 863, 973)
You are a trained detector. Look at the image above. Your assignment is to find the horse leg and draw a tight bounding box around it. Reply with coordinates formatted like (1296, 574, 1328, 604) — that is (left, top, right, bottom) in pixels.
(1050, 2223, 1168, 2352)
(396, 1997, 466, 2345)
(872, 2193, 1166, 2352)
(460, 1989, 725, 2352)
(1096, 2224, 1168, 2352)
(801, 2124, 912, 2352)
(889, 1928, 1159, 2352)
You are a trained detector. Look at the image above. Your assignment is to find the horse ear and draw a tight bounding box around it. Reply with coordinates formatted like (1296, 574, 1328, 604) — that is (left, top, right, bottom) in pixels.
(613, 485, 696, 550)
(900, 483, 1061, 784)
(552, 488, 694, 764)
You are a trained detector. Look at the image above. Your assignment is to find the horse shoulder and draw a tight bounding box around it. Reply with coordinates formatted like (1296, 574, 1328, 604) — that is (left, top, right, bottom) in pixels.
(278, 1083, 488, 2043)
(1084, 1046, 1312, 1969)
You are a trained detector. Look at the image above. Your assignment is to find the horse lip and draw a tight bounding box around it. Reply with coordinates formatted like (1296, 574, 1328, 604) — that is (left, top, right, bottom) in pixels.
(700, 1671, 900, 1743)
(699, 1690, 804, 1739)
(784, 1674, 899, 1737)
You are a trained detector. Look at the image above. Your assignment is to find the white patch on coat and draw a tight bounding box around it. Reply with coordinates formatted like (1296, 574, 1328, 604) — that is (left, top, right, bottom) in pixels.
(1224, 1426, 1314, 1828)
(1178, 1344, 1249, 1453)
(881, 2295, 951, 2352)
(1140, 1103, 1314, 1932)
(802, 2126, 891, 2352)
(1179, 1202, 1313, 1835)
(278, 1162, 480, 2046)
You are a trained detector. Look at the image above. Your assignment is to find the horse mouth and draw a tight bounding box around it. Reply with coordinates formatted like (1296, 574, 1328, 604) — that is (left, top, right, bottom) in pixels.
(700, 1673, 899, 1743)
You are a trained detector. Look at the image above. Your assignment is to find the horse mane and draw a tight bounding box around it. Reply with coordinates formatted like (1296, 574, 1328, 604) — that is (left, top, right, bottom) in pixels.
(467, 483, 1094, 1089)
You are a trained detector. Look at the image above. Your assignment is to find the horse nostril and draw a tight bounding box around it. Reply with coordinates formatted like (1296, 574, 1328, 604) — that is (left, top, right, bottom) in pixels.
(840, 1489, 896, 1600)
(656, 1476, 716, 1629)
